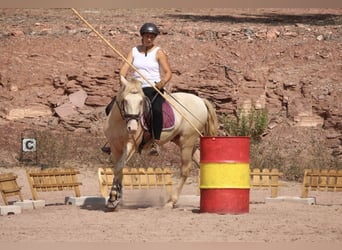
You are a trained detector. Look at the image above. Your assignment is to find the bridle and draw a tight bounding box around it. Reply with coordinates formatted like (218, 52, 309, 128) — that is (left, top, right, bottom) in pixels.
(116, 99, 142, 123)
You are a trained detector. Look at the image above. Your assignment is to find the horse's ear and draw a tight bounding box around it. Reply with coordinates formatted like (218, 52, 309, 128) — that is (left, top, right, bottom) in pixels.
(120, 75, 128, 87)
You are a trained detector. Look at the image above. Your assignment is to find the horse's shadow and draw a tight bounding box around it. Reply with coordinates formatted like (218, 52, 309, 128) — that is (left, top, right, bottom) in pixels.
(80, 204, 201, 213)
(79, 196, 166, 212)
(78, 196, 108, 212)
(78, 196, 201, 213)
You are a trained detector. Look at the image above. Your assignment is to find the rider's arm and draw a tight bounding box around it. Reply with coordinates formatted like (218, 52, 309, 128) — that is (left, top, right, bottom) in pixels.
(119, 50, 133, 77)
(156, 49, 172, 88)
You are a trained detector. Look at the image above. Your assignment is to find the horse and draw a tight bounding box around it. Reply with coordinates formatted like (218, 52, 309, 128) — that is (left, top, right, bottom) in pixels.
(103, 75, 218, 209)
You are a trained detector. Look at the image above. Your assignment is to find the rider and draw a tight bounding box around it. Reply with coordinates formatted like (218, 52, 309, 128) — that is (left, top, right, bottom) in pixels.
(119, 22, 172, 156)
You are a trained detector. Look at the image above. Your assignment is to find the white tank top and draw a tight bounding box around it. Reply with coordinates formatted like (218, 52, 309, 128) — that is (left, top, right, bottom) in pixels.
(132, 46, 161, 88)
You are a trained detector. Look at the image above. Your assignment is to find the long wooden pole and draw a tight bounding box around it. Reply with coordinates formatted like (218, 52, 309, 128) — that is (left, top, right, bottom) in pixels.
(71, 8, 202, 136)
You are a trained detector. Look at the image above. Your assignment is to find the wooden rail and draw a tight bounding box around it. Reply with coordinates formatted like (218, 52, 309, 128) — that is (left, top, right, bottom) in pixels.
(0, 172, 24, 205)
(26, 168, 82, 200)
(98, 167, 173, 198)
(301, 169, 342, 198)
(250, 168, 284, 198)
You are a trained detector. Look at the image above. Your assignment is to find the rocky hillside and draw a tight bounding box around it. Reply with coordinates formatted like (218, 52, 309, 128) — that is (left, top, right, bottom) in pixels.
(0, 9, 341, 177)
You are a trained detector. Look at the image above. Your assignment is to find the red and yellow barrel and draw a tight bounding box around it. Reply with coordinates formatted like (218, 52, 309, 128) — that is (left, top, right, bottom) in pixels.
(200, 136, 250, 214)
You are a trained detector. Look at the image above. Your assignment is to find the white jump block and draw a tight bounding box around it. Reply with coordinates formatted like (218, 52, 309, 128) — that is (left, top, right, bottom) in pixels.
(265, 196, 316, 205)
(13, 200, 45, 210)
(0, 205, 22, 216)
(65, 196, 107, 206)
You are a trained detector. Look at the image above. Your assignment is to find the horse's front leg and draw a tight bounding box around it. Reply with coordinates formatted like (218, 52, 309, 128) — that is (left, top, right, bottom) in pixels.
(107, 168, 123, 209)
(106, 147, 126, 210)
(106, 140, 137, 210)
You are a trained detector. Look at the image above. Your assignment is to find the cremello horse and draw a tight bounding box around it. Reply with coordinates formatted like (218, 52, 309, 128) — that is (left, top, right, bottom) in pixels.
(104, 76, 218, 209)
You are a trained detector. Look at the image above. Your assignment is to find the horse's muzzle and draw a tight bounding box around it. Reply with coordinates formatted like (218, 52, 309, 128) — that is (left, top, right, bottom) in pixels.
(126, 118, 139, 134)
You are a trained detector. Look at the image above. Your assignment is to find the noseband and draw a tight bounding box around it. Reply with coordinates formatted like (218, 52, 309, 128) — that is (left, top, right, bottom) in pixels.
(116, 99, 142, 123)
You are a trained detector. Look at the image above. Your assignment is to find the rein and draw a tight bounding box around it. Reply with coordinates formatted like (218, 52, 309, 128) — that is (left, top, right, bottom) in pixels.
(115, 99, 143, 159)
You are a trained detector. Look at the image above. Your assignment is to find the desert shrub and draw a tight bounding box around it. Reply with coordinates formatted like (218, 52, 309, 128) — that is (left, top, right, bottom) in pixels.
(221, 104, 268, 143)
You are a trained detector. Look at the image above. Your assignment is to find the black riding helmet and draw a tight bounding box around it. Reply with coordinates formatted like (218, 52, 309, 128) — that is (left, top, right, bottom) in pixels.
(139, 23, 160, 36)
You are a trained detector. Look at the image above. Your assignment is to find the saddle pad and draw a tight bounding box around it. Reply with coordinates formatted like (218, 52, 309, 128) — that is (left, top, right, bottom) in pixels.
(141, 101, 175, 131)
(162, 101, 175, 130)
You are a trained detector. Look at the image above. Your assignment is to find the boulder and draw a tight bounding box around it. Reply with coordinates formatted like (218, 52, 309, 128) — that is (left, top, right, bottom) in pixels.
(5, 104, 52, 120)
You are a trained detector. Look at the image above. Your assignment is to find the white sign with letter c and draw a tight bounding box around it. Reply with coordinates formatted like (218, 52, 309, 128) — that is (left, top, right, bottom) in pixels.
(22, 138, 37, 152)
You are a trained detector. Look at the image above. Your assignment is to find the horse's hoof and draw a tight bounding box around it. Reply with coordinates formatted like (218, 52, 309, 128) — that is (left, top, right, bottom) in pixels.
(106, 199, 120, 210)
(164, 201, 175, 209)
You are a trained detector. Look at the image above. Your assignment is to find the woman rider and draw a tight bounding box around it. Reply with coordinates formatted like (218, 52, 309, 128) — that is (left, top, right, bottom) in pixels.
(119, 22, 172, 156)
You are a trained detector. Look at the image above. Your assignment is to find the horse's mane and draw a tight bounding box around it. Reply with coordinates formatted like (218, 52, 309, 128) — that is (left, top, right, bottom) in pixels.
(118, 78, 144, 101)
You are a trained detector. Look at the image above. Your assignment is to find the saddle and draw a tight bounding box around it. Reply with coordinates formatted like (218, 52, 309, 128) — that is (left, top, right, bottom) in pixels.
(141, 99, 175, 132)
(105, 96, 116, 116)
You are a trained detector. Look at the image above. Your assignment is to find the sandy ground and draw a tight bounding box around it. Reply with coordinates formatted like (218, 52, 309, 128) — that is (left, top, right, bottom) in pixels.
(1, 166, 342, 242)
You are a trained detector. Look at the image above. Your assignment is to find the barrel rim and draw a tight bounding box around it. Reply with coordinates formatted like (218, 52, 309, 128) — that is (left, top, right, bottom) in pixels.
(200, 136, 251, 139)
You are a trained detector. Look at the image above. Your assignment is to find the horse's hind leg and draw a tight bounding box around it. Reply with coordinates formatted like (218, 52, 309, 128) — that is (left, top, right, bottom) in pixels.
(192, 147, 200, 169)
(166, 144, 194, 208)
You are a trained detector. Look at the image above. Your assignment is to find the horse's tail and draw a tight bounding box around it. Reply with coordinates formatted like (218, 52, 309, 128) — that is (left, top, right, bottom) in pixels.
(202, 98, 218, 136)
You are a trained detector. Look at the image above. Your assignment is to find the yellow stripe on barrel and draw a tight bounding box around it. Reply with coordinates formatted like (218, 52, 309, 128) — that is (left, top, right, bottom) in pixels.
(200, 163, 250, 189)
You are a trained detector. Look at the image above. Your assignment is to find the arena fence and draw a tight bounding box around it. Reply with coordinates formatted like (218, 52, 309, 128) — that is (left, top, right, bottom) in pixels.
(250, 168, 284, 198)
(0, 172, 24, 205)
(26, 168, 82, 200)
(98, 167, 173, 198)
(301, 169, 342, 198)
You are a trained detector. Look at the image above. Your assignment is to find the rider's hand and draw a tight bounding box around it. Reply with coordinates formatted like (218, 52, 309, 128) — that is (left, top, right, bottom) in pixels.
(155, 81, 165, 90)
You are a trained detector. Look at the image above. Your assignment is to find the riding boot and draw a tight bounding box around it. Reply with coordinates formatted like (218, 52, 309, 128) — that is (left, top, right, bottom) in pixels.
(149, 140, 160, 156)
(101, 142, 111, 154)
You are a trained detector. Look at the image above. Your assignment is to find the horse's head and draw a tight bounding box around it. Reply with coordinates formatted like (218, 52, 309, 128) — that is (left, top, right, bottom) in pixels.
(118, 75, 145, 134)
